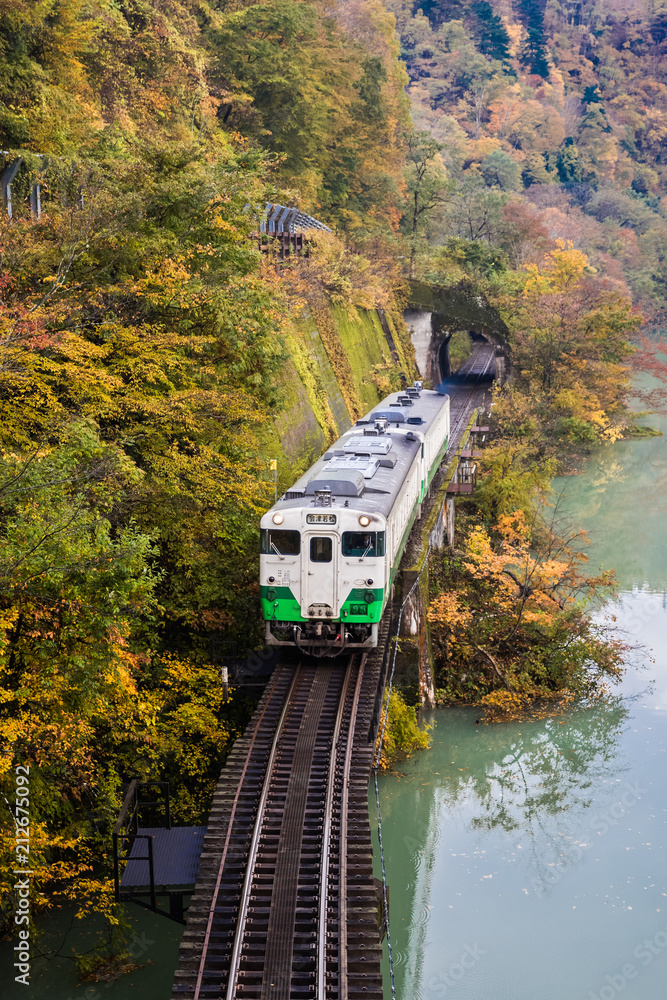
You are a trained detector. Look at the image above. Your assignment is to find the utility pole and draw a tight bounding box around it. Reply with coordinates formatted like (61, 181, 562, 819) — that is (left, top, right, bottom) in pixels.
(270, 459, 277, 502)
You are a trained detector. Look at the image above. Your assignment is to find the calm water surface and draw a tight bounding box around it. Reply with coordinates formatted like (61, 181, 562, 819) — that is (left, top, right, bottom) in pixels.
(373, 410, 667, 999)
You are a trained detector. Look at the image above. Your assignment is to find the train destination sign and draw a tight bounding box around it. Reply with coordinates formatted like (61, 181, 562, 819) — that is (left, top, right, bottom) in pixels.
(306, 513, 337, 524)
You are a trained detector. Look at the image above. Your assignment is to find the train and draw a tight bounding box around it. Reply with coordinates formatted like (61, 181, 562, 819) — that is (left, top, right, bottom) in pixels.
(260, 381, 450, 655)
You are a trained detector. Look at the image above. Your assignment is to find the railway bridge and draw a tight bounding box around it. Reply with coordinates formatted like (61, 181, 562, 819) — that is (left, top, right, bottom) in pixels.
(166, 344, 495, 1000)
(172, 649, 389, 1000)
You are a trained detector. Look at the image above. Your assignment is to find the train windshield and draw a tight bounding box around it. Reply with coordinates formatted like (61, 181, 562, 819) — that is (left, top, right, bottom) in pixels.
(260, 529, 301, 556)
(342, 531, 385, 557)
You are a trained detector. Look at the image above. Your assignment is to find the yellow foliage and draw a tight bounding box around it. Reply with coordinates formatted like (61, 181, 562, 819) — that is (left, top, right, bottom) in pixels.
(374, 690, 431, 770)
(523, 240, 592, 297)
(480, 688, 575, 722)
(429, 506, 619, 707)
(427, 590, 473, 635)
(479, 689, 533, 720)
(467, 136, 503, 160)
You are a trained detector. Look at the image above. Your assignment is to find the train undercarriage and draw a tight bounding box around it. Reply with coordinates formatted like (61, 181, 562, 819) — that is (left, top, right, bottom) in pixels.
(265, 619, 379, 656)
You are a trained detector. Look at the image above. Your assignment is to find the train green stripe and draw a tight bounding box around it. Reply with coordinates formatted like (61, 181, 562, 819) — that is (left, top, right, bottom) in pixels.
(260, 585, 385, 623)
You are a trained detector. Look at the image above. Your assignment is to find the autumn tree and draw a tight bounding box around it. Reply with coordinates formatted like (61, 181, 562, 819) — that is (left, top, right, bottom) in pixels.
(506, 240, 639, 445)
(0, 0, 417, 959)
(481, 148, 522, 190)
(445, 175, 508, 242)
(0, 138, 286, 953)
(428, 510, 623, 709)
(402, 131, 450, 276)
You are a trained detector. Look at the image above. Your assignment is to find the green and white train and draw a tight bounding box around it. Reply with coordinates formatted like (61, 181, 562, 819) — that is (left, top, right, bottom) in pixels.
(260, 381, 450, 654)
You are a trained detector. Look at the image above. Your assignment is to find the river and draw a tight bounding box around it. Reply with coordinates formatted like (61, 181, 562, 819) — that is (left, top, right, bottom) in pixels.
(372, 403, 667, 999)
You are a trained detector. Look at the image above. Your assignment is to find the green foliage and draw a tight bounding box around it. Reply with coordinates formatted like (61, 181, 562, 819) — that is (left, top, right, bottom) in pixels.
(374, 690, 431, 770)
(210, 0, 409, 225)
(0, 0, 410, 230)
(212, 0, 321, 165)
(440, 235, 509, 279)
(471, 0, 511, 62)
(556, 139, 584, 183)
(481, 149, 522, 191)
(0, 414, 255, 936)
(555, 416, 600, 444)
(0, 0, 416, 954)
(448, 329, 474, 369)
(518, 0, 550, 78)
(446, 176, 509, 242)
(402, 131, 450, 239)
(472, 441, 557, 525)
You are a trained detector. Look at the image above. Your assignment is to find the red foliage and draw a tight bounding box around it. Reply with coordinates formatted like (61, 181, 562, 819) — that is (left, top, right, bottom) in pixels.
(631, 333, 667, 412)
(0, 272, 58, 356)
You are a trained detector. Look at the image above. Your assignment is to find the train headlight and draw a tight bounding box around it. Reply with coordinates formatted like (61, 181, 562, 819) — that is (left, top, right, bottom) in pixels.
(272, 512, 284, 524)
(358, 515, 371, 527)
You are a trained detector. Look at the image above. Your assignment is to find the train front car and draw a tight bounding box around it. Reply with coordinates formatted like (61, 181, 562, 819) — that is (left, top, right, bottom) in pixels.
(260, 476, 388, 655)
(260, 381, 449, 655)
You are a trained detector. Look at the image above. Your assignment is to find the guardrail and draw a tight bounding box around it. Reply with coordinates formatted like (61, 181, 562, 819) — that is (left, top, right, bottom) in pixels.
(112, 779, 172, 916)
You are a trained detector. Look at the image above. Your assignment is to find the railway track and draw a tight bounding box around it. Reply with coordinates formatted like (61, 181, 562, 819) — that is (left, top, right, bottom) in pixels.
(175, 654, 381, 1000)
(399, 341, 495, 570)
(446, 341, 496, 445)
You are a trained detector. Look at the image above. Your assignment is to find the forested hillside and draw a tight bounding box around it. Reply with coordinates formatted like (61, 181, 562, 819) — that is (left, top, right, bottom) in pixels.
(0, 0, 410, 225)
(387, 0, 667, 307)
(388, 0, 666, 714)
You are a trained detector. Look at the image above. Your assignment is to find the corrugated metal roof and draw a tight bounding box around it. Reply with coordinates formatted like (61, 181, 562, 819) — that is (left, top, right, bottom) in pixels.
(260, 203, 331, 234)
(120, 826, 207, 887)
(273, 389, 450, 519)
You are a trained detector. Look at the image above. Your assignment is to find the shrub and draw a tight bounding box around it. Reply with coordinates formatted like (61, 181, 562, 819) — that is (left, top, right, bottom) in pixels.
(374, 690, 431, 770)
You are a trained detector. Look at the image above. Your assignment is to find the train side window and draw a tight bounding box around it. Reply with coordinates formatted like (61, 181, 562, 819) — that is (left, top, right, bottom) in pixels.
(310, 536, 332, 563)
(342, 531, 385, 557)
(261, 529, 300, 555)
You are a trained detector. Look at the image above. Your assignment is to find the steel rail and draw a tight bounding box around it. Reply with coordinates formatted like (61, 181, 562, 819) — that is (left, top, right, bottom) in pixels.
(447, 344, 495, 444)
(224, 667, 301, 1000)
(184, 349, 497, 999)
(192, 664, 294, 1000)
(315, 655, 365, 999)
(316, 657, 353, 999)
(337, 657, 365, 1000)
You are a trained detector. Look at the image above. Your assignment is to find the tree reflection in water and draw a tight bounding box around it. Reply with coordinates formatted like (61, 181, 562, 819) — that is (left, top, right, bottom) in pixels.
(463, 700, 629, 892)
(377, 698, 630, 998)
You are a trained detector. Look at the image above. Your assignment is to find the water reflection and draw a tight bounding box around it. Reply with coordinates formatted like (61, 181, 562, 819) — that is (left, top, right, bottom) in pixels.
(376, 605, 667, 996)
(551, 407, 667, 592)
(378, 695, 637, 998)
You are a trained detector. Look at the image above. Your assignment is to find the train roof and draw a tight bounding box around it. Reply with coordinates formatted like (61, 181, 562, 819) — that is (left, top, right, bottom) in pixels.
(271, 386, 450, 519)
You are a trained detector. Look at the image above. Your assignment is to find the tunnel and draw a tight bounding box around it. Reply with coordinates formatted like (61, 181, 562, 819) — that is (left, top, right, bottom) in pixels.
(438, 336, 452, 381)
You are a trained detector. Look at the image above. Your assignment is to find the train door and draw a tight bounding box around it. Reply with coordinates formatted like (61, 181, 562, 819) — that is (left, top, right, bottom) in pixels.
(301, 533, 338, 617)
